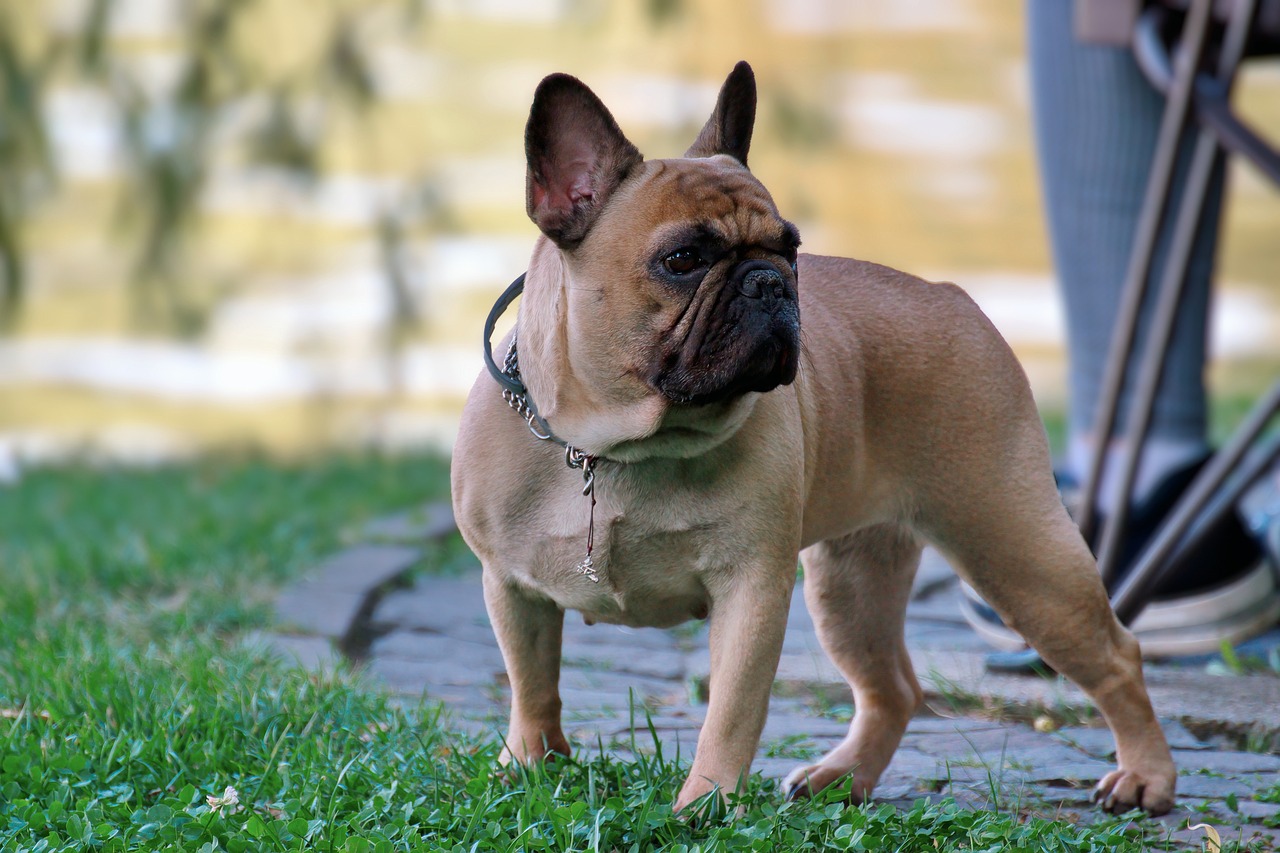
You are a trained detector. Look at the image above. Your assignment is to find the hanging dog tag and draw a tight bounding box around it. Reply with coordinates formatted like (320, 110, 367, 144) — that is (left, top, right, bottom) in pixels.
(576, 554, 600, 583)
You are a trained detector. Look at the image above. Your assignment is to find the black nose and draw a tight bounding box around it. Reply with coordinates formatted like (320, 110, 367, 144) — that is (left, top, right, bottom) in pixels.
(736, 263, 786, 300)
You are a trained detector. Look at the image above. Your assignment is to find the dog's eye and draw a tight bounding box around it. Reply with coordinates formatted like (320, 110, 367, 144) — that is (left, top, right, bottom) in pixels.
(663, 248, 704, 275)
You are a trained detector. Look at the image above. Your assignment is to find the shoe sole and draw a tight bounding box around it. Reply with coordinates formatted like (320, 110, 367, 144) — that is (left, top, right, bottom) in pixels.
(958, 559, 1280, 658)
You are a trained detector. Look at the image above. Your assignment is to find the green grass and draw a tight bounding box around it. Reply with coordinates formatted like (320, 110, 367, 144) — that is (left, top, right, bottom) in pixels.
(0, 452, 1214, 851)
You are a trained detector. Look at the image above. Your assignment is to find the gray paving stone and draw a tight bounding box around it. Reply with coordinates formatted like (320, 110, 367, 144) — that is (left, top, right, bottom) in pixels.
(752, 756, 803, 781)
(1237, 827, 1280, 850)
(561, 644, 686, 681)
(565, 719, 628, 741)
(309, 544, 423, 594)
(1172, 748, 1280, 774)
(905, 591, 1280, 736)
(908, 726, 1046, 757)
(430, 684, 505, 710)
(905, 716, 1007, 734)
(598, 718, 703, 739)
(1175, 774, 1264, 799)
(558, 687, 648, 714)
(275, 587, 365, 640)
(1168, 821, 1280, 851)
(1145, 673, 1280, 730)
(996, 741, 1103, 767)
(781, 629, 826, 656)
(1159, 718, 1214, 749)
(596, 722, 701, 753)
(370, 653, 504, 693)
(884, 749, 951, 779)
(1016, 761, 1112, 784)
(756, 736, 835, 764)
(930, 762, 1009, 784)
(390, 693, 505, 726)
(361, 501, 455, 543)
(446, 716, 504, 740)
(772, 650, 845, 685)
(875, 782, 929, 802)
(560, 667, 681, 700)
(1015, 783, 1095, 806)
(245, 632, 341, 671)
(759, 712, 856, 741)
(1237, 799, 1280, 821)
(767, 696, 821, 717)
(1053, 727, 1116, 759)
(785, 588, 814, 631)
(904, 623, 993, 652)
(401, 618, 497, 647)
(603, 710, 705, 733)
(371, 631, 501, 663)
(906, 593, 971, 624)
(370, 579, 489, 634)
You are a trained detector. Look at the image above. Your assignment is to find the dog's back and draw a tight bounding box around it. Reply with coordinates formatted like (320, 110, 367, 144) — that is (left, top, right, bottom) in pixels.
(793, 253, 1049, 546)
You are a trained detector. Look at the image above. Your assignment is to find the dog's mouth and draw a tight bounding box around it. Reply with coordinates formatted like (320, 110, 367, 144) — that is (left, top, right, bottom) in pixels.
(652, 260, 801, 406)
(657, 324, 799, 406)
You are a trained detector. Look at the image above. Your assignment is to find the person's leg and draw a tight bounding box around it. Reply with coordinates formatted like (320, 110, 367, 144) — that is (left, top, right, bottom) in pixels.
(960, 1, 1279, 657)
(1027, 0, 1226, 506)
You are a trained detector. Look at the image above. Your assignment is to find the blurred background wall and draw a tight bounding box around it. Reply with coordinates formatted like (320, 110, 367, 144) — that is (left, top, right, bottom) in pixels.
(1, 0, 1277, 467)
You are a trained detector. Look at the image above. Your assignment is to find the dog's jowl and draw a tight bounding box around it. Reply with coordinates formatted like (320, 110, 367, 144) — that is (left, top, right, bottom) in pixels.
(451, 62, 1176, 815)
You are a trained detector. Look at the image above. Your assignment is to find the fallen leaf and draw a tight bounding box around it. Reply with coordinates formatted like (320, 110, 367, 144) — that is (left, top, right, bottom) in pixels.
(1189, 822, 1221, 853)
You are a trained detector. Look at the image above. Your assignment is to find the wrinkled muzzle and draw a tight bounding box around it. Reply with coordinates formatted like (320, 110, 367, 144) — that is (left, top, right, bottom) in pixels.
(653, 259, 800, 406)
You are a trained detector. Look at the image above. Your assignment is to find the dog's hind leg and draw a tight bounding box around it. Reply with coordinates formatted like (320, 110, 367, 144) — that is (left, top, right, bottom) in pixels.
(782, 524, 924, 803)
(918, 448, 1176, 815)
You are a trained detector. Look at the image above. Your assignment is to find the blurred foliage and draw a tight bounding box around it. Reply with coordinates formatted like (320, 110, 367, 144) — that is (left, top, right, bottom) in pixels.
(0, 0, 422, 334)
(376, 206, 420, 393)
(0, 8, 57, 326)
(644, 0, 685, 27)
(771, 86, 839, 150)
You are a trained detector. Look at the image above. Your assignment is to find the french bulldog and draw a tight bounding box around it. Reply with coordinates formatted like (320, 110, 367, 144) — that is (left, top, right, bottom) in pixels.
(450, 61, 1176, 815)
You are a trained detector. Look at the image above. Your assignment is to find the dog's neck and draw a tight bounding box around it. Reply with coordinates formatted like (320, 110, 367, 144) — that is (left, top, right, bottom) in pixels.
(516, 239, 669, 458)
(514, 238, 765, 463)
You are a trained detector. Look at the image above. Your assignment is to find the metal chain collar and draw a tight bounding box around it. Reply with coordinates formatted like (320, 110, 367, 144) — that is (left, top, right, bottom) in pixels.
(499, 334, 600, 583)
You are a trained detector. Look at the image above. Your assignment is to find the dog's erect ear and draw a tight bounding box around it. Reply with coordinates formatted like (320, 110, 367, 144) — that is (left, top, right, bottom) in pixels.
(685, 61, 756, 166)
(525, 73, 643, 248)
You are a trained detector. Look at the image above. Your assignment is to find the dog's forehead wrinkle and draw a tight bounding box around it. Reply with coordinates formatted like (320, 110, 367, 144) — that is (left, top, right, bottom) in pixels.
(663, 187, 781, 251)
(641, 223, 722, 263)
(650, 215, 785, 261)
(650, 157, 767, 197)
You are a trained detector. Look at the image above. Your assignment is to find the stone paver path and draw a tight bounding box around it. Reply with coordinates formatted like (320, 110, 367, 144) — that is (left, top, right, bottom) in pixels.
(263, 501, 1280, 849)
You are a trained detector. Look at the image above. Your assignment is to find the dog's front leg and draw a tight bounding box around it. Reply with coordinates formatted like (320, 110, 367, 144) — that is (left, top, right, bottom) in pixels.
(675, 569, 794, 813)
(482, 569, 570, 764)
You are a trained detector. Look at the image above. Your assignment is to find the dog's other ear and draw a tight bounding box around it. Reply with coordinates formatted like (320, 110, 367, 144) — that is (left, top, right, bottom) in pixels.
(685, 61, 756, 166)
(525, 73, 643, 248)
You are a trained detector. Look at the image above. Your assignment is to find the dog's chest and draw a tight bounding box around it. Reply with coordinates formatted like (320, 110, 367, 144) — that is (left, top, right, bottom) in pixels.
(521, 498, 730, 629)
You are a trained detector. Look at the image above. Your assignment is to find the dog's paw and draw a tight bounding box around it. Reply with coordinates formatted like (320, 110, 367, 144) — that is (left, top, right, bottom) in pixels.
(781, 763, 873, 804)
(493, 734, 572, 788)
(673, 774, 725, 817)
(1092, 766, 1175, 816)
(497, 729, 571, 767)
